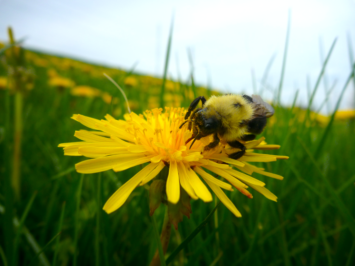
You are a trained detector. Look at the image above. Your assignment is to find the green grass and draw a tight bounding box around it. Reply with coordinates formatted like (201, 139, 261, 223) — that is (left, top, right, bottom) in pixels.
(0, 29, 355, 266)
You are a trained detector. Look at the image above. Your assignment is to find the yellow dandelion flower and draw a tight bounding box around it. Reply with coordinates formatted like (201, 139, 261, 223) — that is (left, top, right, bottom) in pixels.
(101, 92, 113, 104)
(48, 76, 75, 88)
(47, 69, 58, 78)
(124, 76, 138, 87)
(59, 107, 288, 216)
(334, 109, 355, 120)
(71, 85, 101, 97)
(165, 81, 175, 91)
(0, 76, 9, 90)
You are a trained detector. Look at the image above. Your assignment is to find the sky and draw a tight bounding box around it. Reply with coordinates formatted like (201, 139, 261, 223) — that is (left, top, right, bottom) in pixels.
(1, 0, 355, 113)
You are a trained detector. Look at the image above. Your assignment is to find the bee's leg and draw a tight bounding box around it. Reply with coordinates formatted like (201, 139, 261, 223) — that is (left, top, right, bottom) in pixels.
(187, 108, 201, 130)
(240, 134, 256, 141)
(192, 123, 199, 137)
(227, 140, 246, 160)
(185, 121, 199, 145)
(242, 95, 253, 103)
(185, 96, 207, 119)
(247, 117, 267, 135)
(204, 133, 220, 151)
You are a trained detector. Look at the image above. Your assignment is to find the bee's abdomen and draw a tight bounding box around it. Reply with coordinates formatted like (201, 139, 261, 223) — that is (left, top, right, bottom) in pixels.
(247, 117, 267, 134)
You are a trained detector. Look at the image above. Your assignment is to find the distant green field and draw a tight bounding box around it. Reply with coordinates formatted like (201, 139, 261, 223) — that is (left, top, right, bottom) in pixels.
(1, 31, 355, 266)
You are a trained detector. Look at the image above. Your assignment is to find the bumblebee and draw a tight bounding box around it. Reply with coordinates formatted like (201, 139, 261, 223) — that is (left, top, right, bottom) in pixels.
(181, 94, 274, 159)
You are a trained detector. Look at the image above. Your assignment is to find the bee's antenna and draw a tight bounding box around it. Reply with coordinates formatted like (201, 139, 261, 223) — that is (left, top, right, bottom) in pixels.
(185, 136, 194, 144)
(179, 120, 190, 129)
(189, 137, 198, 149)
(189, 132, 201, 149)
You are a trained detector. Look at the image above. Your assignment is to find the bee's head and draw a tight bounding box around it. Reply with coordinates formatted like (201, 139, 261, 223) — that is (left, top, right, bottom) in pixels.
(194, 109, 220, 137)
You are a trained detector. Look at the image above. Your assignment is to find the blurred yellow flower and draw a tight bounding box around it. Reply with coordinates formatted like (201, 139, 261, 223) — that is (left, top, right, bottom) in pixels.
(124, 76, 138, 87)
(334, 110, 355, 121)
(48, 76, 75, 89)
(102, 92, 113, 104)
(148, 96, 159, 109)
(26, 52, 48, 67)
(59, 107, 287, 216)
(47, 69, 58, 78)
(0, 77, 9, 90)
(185, 90, 195, 101)
(71, 86, 101, 97)
(165, 81, 175, 91)
(148, 87, 162, 95)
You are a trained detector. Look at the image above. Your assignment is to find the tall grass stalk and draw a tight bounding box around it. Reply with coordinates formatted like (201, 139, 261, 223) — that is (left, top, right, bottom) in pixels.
(159, 18, 174, 108)
(8, 27, 23, 200)
(277, 10, 291, 104)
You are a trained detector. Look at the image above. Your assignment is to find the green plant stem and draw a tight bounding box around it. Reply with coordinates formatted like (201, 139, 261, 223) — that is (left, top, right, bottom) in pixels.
(12, 91, 23, 200)
(150, 207, 171, 266)
(8, 27, 23, 200)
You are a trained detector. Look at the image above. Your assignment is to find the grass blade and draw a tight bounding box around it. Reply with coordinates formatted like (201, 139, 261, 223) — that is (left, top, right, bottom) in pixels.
(346, 33, 355, 110)
(2, 88, 13, 266)
(260, 53, 276, 96)
(166, 203, 219, 265)
(314, 64, 355, 157)
(277, 10, 291, 104)
(302, 38, 337, 131)
(14, 191, 37, 266)
(28, 233, 60, 266)
(187, 47, 197, 100)
(0, 246, 7, 266)
(0, 38, 26, 54)
(160, 18, 174, 108)
(251, 68, 257, 94)
(319, 37, 332, 113)
(298, 137, 355, 236)
(308, 38, 337, 109)
(286, 161, 329, 202)
(95, 174, 101, 266)
(52, 202, 66, 266)
(345, 240, 355, 266)
(52, 167, 75, 179)
(73, 175, 84, 266)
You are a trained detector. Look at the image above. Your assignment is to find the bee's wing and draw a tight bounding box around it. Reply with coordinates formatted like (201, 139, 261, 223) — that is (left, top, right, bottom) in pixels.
(251, 95, 274, 118)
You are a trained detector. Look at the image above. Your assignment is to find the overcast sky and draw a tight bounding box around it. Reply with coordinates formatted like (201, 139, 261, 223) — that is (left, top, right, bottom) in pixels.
(1, 0, 355, 113)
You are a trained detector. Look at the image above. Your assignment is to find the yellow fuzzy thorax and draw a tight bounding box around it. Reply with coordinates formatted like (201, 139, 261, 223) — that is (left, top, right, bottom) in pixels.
(203, 95, 254, 141)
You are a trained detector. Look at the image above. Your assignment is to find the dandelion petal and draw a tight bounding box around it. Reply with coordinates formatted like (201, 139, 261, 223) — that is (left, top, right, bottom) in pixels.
(76, 154, 144, 173)
(205, 179, 242, 217)
(113, 156, 152, 172)
(103, 163, 158, 213)
(186, 166, 212, 202)
(177, 163, 198, 200)
(248, 183, 278, 202)
(166, 160, 180, 204)
(140, 161, 165, 185)
(195, 167, 233, 191)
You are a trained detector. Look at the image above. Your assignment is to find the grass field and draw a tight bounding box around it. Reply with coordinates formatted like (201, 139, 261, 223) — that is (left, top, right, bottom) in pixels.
(1, 28, 355, 266)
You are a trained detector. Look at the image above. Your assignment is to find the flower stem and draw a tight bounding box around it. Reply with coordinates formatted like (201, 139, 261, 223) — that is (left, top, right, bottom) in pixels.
(8, 27, 23, 200)
(12, 92, 23, 200)
(150, 207, 172, 266)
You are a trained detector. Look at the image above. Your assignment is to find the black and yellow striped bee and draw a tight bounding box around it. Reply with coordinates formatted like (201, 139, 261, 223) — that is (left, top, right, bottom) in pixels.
(181, 94, 274, 159)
